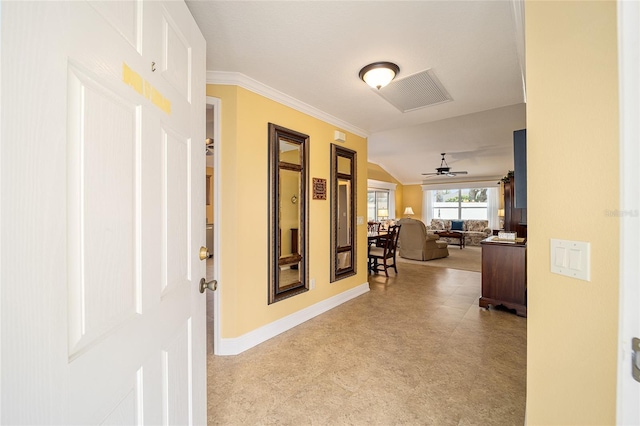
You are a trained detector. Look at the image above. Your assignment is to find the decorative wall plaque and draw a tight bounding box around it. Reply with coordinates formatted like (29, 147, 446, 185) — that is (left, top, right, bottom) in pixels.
(312, 178, 327, 200)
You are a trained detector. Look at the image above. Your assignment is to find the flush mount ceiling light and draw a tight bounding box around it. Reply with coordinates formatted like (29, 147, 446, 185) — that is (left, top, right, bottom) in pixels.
(359, 61, 400, 90)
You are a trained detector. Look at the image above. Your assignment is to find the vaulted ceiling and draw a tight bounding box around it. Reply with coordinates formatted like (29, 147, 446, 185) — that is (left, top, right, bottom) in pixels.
(187, 1, 526, 184)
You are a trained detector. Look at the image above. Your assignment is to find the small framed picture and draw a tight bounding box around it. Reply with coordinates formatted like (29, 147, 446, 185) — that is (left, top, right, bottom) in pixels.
(312, 178, 327, 200)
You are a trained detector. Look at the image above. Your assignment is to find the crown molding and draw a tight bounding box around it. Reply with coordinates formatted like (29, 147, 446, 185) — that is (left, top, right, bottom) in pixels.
(206, 71, 369, 139)
(367, 179, 397, 191)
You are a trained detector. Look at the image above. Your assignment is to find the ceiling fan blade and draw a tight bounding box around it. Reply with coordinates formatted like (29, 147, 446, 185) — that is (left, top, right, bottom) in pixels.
(452, 171, 468, 175)
(421, 172, 439, 175)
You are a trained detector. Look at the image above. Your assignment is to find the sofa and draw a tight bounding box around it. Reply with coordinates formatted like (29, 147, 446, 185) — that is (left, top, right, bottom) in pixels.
(427, 219, 492, 247)
(397, 218, 449, 260)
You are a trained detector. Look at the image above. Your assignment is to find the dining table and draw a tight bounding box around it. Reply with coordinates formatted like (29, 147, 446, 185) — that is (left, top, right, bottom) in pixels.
(367, 230, 388, 245)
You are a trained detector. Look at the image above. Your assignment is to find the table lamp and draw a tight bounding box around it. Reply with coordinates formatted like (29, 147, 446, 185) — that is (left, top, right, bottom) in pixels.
(403, 207, 415, 217)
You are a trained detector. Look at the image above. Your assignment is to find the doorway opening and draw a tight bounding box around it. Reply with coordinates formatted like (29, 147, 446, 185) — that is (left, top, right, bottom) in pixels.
(205, 97, 221, 355)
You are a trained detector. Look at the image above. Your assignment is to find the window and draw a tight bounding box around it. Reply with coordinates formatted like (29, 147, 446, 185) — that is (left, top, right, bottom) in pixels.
(432, 188, 488, 220)
(367, 180, 397, 221)
(368, 190, 390, 221)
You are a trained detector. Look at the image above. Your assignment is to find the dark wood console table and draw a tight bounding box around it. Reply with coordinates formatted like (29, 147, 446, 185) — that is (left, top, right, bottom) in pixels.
(480, 237, 527, 317)
(435, 230, 464, 249)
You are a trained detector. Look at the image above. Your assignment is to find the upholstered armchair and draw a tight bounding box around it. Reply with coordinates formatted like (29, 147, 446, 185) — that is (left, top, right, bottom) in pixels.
(397, 218, 449, 261)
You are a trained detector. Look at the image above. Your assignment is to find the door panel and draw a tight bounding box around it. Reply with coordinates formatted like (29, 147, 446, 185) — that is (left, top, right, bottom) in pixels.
(163, 128, 191, 295)
(162, 13, 191, 101)
(67, 65, 141, 358)
(0, 1, 206, 424)
(100, 384, 140, 425)
(88, 0, 142, 52)
(161, 319, 192, 425)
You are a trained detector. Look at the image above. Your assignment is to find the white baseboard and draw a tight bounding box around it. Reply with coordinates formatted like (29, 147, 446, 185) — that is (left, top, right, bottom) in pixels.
(215, 282, 370, 356)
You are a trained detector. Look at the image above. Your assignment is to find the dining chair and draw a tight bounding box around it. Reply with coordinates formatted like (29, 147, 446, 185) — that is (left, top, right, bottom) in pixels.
(368, 224, 401, 276)
(367, 221, 381, 234)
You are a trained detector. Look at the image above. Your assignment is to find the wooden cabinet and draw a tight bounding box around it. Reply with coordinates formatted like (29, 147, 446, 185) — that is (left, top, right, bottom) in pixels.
(513, 129, 527, 208)
(480, 239, 527, 317)
(503, 172, 527, 239)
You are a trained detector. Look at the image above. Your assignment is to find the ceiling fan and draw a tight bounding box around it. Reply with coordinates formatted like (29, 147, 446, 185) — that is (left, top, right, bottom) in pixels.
(422, 153, 468, 177)
(205, 138, 214, 156)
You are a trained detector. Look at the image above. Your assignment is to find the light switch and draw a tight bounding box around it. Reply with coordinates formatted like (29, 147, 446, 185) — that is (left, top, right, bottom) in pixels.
(357, 216, 364, 225)
(569, 249, 581, 270)
(555, 247, 567, 267)
(550, 239, 590, 281)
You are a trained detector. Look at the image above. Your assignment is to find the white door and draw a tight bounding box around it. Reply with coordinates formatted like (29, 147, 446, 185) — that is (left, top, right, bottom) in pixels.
(617, 0, 640, 423)
(1, 1, 207, 424)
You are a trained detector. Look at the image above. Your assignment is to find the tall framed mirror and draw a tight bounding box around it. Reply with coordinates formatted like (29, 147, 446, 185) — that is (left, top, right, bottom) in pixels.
(268, 123, 309, 304)
(331, 144, 357, 282)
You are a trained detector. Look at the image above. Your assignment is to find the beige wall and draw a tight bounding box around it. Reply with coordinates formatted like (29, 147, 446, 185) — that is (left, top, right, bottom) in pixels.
(207, 84, 368, 338)
(526, 1, 619, 424)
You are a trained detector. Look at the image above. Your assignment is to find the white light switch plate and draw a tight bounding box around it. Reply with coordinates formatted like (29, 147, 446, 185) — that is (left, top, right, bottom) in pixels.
(550, 239, 591, 281)
(357, 216, 364, 225)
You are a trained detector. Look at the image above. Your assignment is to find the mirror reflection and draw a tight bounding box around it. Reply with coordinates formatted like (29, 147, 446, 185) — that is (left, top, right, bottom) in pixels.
(337, 179, 352, 267)
(268, 124, 309, 304)
(278, 169, 300, 259)
(331, 144, 357, 281)
(280, 140, 301, 165)
(337, 156, 351, 174)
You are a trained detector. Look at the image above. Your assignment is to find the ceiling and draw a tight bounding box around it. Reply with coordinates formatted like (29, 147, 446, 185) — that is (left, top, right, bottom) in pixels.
(187, 1, 526, 185)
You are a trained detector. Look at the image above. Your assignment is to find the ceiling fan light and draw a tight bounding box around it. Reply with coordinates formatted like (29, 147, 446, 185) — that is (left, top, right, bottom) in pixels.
(359, 62, 399, 90)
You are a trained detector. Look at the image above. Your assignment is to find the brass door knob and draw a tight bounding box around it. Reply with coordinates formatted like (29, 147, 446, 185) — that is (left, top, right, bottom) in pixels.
(199, 246, 209, 260)
(199, 278, 217, 293)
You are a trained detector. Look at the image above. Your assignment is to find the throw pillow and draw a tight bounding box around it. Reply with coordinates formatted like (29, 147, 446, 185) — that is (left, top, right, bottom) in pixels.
(451, 220, 464, 231)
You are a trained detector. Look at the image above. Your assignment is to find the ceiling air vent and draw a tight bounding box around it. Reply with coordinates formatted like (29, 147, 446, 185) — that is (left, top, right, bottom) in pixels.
(377, 69, 452, 113)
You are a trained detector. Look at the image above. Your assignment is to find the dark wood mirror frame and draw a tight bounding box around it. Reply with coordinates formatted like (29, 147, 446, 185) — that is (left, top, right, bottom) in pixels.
(331, 144, 357, 282)
(268, 123, 309, 304)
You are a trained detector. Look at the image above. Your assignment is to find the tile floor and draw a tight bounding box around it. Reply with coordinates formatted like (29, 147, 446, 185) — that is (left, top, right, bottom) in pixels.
(206, 261, 526, 425)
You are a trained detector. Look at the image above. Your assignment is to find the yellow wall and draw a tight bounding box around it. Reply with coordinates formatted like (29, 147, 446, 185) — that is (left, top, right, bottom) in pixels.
(367, 162, 399, 183)
(206, 166, 214, 223)
(526, 2, 619, 424)
(207, 84, 368, 338)
(279, 150, 301, 256)
(367, 162, 403, 217)
(401, 184, 423, 220)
